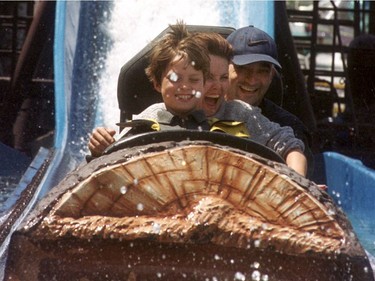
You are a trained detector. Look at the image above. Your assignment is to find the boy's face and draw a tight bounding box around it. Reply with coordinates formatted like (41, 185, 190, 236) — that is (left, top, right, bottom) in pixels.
(154, 55, 205, 116)
(227, 61, 274, 106)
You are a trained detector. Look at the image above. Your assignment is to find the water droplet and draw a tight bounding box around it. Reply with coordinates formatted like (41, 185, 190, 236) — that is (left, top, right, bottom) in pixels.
(254, 240, 261, 248)
(137, 203, 144, 211)
(152, 223, 161, 234)
(169, 72, 178, 82)
(251, 270, 261, 281)
(252, 261, 260, 269)
(234, 271, 246, 281)
(120, 186, 127, 194)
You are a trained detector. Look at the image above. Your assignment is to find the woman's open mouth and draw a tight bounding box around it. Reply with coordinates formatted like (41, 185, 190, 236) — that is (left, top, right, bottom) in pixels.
(204, 94, 220, 106)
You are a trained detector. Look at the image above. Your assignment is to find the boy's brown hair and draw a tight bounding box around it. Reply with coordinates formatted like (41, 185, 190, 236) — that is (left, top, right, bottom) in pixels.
(145, 22, 210, 86)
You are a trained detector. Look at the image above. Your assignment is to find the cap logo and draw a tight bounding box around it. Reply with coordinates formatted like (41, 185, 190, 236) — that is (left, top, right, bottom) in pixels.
(248, 39, 268, 46)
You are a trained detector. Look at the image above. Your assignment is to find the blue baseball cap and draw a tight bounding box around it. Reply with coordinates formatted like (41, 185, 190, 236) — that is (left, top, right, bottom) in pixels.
(226, 25, 281, 69)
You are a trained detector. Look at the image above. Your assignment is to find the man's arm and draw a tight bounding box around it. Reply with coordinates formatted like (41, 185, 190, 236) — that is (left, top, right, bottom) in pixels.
(285, 149, 307, 177)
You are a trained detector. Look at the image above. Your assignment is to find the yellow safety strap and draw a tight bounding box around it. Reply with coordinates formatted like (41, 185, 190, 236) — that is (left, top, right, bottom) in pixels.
(118, 118, 250, 138)
(117, 119, 161, 131)
(209, 118, 250, 138)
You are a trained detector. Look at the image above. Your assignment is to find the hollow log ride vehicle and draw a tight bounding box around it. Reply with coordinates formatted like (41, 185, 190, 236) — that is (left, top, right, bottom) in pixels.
(3, 130, 374, 280)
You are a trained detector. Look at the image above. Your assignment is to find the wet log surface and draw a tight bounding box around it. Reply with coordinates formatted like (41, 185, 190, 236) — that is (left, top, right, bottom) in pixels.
(4, 140, 374, 280)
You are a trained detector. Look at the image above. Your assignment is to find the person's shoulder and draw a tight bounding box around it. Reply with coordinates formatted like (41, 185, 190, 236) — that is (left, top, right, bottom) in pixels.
(260, 99, 311, 142)
(144, 102, 166, 111)
(225, 99, 259, 112)
(260, 99, 304, 125)
(133, 103, 166, 119)
(216, 100, 264, 122)
(260, 99, 288, 114)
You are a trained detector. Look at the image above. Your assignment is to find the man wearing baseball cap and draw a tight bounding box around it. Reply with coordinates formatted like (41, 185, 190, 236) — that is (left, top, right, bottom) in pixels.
(226, 26, 314, 178)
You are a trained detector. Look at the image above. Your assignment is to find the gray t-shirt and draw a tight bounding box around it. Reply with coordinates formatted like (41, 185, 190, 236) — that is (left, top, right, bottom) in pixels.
(119, 101, 304, 159)
(213, 99, 304, 158)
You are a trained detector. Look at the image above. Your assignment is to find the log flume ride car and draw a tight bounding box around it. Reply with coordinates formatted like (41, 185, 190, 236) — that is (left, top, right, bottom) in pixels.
(3, 131, 374, 280)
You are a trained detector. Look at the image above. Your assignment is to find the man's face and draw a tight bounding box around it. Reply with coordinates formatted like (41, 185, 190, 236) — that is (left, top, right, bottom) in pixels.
(227, 61, 275, 106)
